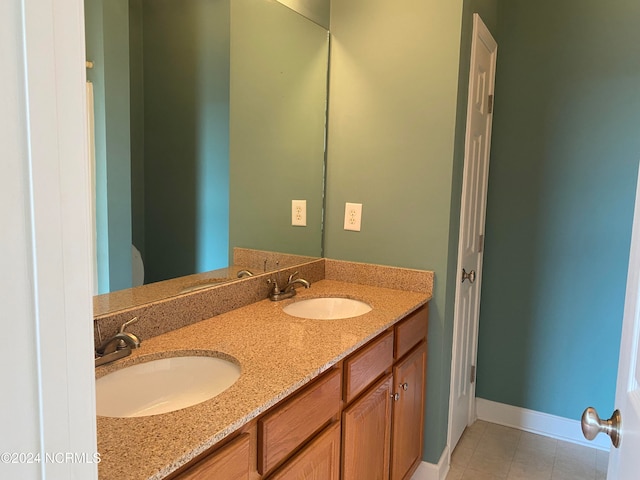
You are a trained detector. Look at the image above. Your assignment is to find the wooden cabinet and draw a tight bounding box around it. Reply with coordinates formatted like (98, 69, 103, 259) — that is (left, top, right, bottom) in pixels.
(175, 433, 251, 480)
(172, 304, 428, 480)
(391, 306, 428, 480)
(344, 331, 394, 403)
(258, 368, 341, 475)
(391, 341, 427, 480)
(341, 305, 429, 480)
(395, 307, 429, 359)
(267, 422, 341, 480)
(342, 374, 393, 480)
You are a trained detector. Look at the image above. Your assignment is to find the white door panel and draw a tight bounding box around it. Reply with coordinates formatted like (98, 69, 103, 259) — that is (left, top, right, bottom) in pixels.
(448, 14, 497, 451)
(595, 166, 640, 477)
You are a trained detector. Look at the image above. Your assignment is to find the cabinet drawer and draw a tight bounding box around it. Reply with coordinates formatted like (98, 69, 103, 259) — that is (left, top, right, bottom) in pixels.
(267, 421, 341, 480)
(394, 306, 428, 360)
(258, 368, 341, 475)
(176, 433, 250, 480)
(344, 331, 394, 404)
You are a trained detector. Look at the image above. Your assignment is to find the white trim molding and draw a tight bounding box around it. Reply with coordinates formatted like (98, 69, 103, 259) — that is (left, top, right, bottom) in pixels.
(476, 398, 611, 451)
(6, 0, 98, 478)
(410, 446, 450, 480)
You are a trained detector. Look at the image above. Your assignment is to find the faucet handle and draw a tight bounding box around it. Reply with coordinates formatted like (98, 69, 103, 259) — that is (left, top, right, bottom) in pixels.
(267, 277, 281, 294)
(116, 317, 139, 350)
(287, 271, 299, 284)
(119, 316, 139, 334)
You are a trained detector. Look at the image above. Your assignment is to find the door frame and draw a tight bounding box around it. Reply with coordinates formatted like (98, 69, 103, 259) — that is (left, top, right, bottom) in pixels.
(447, 13, 497, 458)
(5, 0, 98, 478)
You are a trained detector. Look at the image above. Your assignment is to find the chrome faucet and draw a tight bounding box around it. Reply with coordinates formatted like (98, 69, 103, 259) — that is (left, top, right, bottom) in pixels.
(95, 317, 141, 367)
(237, 269, 254, 278)
(267, 271, 310, 301)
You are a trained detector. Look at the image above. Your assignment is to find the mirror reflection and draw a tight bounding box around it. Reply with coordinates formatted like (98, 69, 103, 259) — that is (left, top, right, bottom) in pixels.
(85, 0, 329, 297)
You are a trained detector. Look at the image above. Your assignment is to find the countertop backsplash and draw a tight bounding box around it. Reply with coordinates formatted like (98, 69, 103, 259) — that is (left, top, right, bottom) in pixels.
(93, 254, 433, 349)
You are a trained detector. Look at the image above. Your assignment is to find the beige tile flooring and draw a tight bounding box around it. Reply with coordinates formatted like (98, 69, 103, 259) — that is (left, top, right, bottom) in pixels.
(447, 421, 608, 480)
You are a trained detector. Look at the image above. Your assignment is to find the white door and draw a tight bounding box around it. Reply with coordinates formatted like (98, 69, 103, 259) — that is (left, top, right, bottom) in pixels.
(582, 166, 640, 477)
(448, 13, 497, 452)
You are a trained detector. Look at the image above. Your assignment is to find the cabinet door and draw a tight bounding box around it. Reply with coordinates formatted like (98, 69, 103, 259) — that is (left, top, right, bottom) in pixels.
(342, 374, 393, 480)
(268, 422, 341, 480)
(176, 433, 250, 480)
(390, 341, 427, 480)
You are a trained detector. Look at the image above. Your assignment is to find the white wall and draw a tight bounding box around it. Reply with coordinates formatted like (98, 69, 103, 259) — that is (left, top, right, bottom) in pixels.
(1, 0, 97, 478)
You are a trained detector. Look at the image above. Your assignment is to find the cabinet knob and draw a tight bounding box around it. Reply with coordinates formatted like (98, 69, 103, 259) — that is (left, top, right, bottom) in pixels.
(401, 382, 409, 391)
(391, 393, 400, 401)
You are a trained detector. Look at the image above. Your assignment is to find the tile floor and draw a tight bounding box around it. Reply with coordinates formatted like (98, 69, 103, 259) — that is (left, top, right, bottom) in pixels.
(446, 421, 608, 480)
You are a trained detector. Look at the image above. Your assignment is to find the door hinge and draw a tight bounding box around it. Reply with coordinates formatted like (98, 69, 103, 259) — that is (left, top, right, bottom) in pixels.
(470, 365, 476, 384)
(478, 234, 484, 253)
(488, 94, 494, 114)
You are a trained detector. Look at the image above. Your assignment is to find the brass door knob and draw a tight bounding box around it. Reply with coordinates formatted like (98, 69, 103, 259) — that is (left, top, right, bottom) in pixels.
(581, 407, 621, 448)
(462, 268, 476, 283)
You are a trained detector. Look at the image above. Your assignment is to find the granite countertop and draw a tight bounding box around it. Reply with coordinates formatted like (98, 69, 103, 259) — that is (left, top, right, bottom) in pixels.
(96, 279, 430, 480)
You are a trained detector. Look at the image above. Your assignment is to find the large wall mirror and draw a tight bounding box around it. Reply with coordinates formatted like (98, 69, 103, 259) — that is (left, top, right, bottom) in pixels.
(86, 0, 330, 302)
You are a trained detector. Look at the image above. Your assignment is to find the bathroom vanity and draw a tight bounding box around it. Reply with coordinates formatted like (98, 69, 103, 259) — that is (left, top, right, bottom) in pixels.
(94, 259, 432, 480)
(170, 306, 427, 480)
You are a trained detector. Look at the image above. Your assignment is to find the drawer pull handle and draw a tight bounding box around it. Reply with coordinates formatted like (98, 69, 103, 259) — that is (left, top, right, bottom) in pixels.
(401, 382, 409, 391)
(391, 393, 400, 401)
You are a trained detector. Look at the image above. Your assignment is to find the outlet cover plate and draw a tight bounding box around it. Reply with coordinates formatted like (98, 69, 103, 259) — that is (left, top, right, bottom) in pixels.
(292, 200, 306, 226)
(344, 202, 362, 231)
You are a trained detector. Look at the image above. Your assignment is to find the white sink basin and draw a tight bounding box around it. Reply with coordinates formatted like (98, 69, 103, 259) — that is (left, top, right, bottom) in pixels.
(96, 355, 240, 418)
(283, 297, 372, 320)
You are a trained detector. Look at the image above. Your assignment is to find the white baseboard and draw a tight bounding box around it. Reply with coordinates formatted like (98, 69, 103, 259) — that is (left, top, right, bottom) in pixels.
(476, 398, 610, 451)
(410, 445, 450, 480)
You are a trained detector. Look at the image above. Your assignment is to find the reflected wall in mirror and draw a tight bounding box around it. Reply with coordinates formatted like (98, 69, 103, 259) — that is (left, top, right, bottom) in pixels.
(85, 0, 329, 295)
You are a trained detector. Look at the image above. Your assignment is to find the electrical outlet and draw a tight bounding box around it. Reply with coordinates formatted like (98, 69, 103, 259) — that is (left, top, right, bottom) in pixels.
(344, 202, 362, 231)
(292, 200, 306, 226)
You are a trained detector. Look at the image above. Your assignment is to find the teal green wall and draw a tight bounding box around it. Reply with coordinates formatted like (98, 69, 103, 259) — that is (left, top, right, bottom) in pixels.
(477, 0, 640, 422)
(141, 0, 230, 284)
(93, 0, 328, 291)
(229, 0, 328, 259)
(325, 0, 466, 463)
(85, 0, 133, 293)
